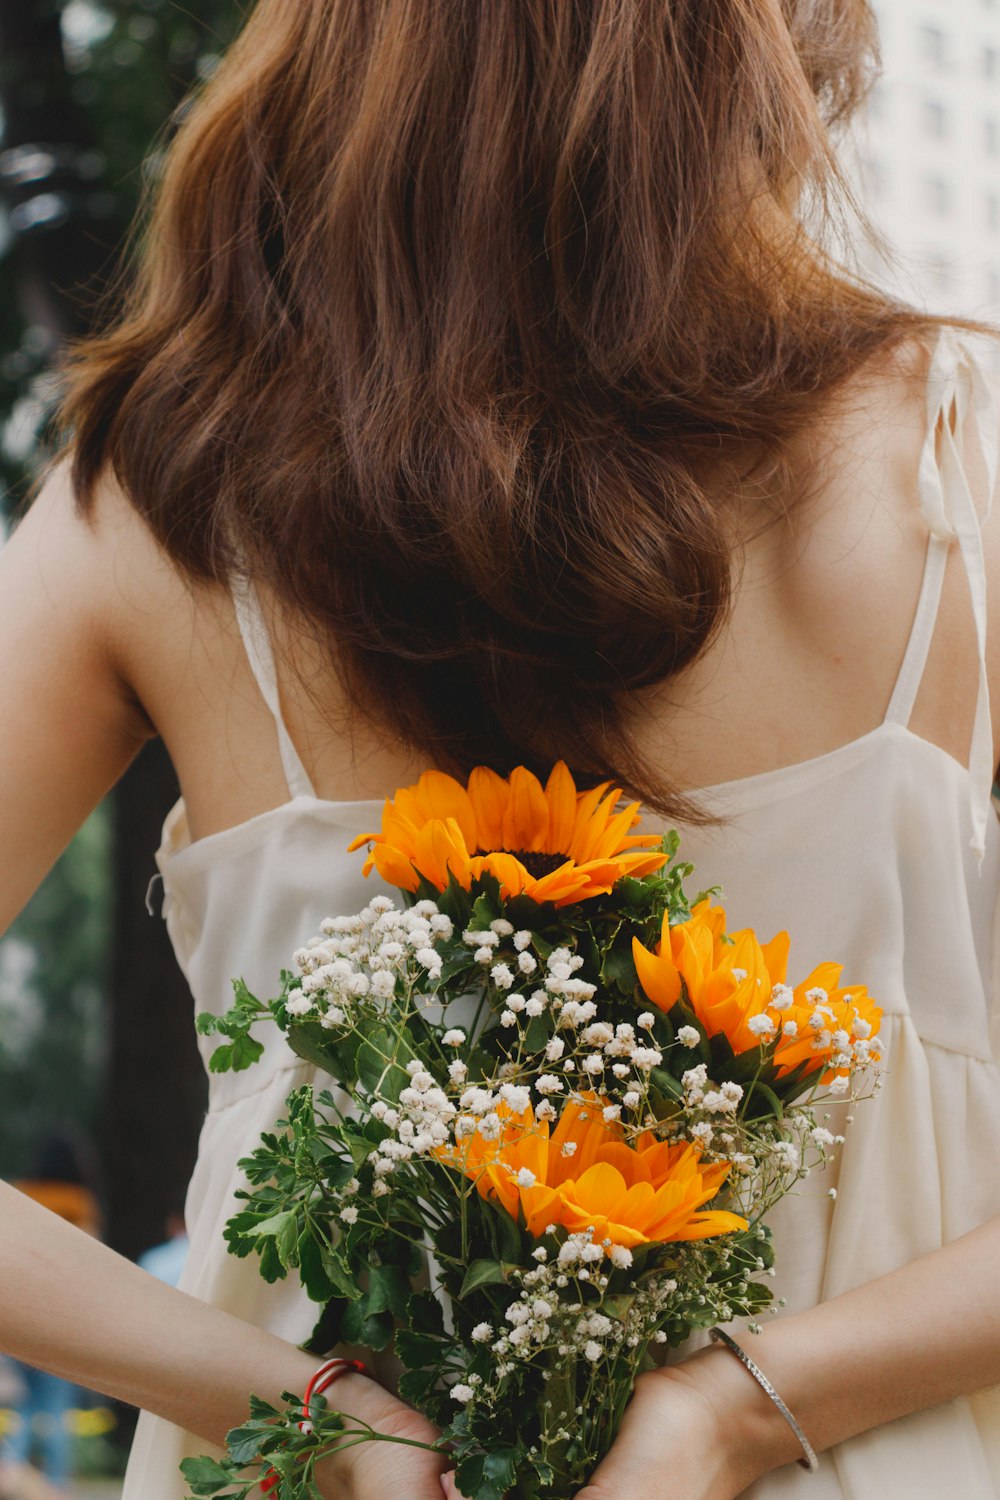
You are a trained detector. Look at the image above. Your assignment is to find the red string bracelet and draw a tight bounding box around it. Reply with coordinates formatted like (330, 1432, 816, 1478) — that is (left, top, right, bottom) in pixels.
(260, 1357, 369, 1494)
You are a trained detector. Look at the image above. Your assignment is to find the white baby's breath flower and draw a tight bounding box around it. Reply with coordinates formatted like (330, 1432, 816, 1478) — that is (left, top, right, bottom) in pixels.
(536, 1074, 564, 1095)
(609, 1245, 633, 1269)
(636, 1013, 655, 1031)
(514, 930, 533, 951)
(471, 1323, 493, 1342)
(285, 994, 313, 1017)
(584, 1341, 602, 1362)
(544, 1037, 566, 1062)
(516, 1167, 537, 1188)
(602, 1105, 622, 1123)
(491, 963, 515, 990)
(499, 1084, 531, 1114)
(518, 952, 538, 975)
(747, 1013, 776, 1038)
(451, 1384, 475, 1403)
(442, 1029, 466, 1047)
(340, 1205, 359, 1225)
(677, 1026, 701, 1048)
(782, 1019, 799, 1037)
(500, 1009, 518, 1027)
(581, 1023, 614, 1047)
(622, 1090, 641, 1109)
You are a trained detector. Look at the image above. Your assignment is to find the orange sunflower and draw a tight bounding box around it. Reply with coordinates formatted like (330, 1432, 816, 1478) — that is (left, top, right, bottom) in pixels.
(632, 900, 882, 1079)
(347, 762, 666, 906)
(440, 1092, 746, 1251)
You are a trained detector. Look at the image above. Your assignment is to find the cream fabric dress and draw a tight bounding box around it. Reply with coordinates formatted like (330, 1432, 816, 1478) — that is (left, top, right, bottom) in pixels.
(124, 327, 1000, 1499)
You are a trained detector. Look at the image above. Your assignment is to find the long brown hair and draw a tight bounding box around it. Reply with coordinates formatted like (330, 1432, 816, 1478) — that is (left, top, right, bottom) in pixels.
(62, 0, 990, 817)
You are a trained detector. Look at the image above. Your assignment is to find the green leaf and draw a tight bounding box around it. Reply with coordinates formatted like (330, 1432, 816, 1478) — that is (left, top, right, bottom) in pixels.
(600, 939, 637, 995)
(741, 1079, 784, 1121)
(521, 1015, 549, 1053)
(397, 1366, 442, 1408)
(650, 1067, 684, 1102)
(207, 1042, 237, 1074)
(297, 1231, 336, 1303)
(484, 1202, 522, 1265)
(341, 1300, 394, 1350)
(356, 1025, 411, 1102)
(286, 1021, 340, 1074)
(303, 1296, 348, 1354)
(252, 1209, 299, 1267)
(223, 1419, 273, 1466)
(179, 1455, 236, 1494)
(406, 1290, 446, 1337)
(367, 1261, 412, 1319)
(458, 1258, 506, 1298)
(321, 1249, 362, 1302)
(394, 1328, 449, 1370)
(232, 977, 260, 1008)
(229, 1034, 265, 1072)
(483, 1448, 521, 1495)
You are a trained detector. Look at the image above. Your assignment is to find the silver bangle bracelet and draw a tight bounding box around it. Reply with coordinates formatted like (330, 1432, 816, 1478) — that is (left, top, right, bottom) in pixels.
(708, 1327, 820, 1473)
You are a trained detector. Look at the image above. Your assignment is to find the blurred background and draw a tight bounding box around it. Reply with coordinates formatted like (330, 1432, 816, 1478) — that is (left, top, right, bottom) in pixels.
(0, 0, 998, 1494)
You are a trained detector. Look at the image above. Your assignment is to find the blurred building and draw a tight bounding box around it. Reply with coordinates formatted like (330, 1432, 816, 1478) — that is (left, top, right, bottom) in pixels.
(849, 0, 1000, 324)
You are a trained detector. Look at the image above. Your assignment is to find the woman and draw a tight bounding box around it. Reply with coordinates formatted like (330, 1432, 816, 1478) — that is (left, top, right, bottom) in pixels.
(1, 2, 999, 1497)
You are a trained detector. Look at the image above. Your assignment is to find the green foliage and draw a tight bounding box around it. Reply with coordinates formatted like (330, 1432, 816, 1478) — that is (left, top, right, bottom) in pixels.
(0, 806, 111, 1176)
(0, 0, 245, 507)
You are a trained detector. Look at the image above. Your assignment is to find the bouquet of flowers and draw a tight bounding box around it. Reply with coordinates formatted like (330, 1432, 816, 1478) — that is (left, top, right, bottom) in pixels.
(181, 763, 883, 1500)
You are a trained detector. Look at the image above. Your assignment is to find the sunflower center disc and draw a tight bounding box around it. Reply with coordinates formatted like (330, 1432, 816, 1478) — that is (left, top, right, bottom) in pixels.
(507, 849, 570, 878)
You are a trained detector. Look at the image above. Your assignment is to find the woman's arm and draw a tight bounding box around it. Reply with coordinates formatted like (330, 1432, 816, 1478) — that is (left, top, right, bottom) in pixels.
(574, 1212, 1000, 1500)
(0, 463, 154, 936)
(0, 1180, 446, 1497)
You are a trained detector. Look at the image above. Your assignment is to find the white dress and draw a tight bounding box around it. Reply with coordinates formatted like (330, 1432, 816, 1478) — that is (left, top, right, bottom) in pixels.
(123, 327, 1000, 1499)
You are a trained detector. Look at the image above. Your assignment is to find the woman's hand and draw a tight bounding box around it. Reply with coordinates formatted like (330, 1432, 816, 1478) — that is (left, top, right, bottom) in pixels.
(313, 1375, 447, 1500)
(438, 1344, 792, 1500)
(571, 1348, 786, 1500)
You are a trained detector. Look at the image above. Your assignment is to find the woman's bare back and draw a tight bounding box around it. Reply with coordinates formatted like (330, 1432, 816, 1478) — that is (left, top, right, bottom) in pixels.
(2, 332, 999, 937)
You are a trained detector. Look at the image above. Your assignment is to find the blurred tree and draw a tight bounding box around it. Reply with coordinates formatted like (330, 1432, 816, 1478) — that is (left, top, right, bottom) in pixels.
(0, 0, 243, 1255)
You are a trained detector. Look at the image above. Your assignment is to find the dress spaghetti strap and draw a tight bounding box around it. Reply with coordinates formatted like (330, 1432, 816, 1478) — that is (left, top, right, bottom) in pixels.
(882, 327, 999, 861)
(229, 575, 316, 801)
